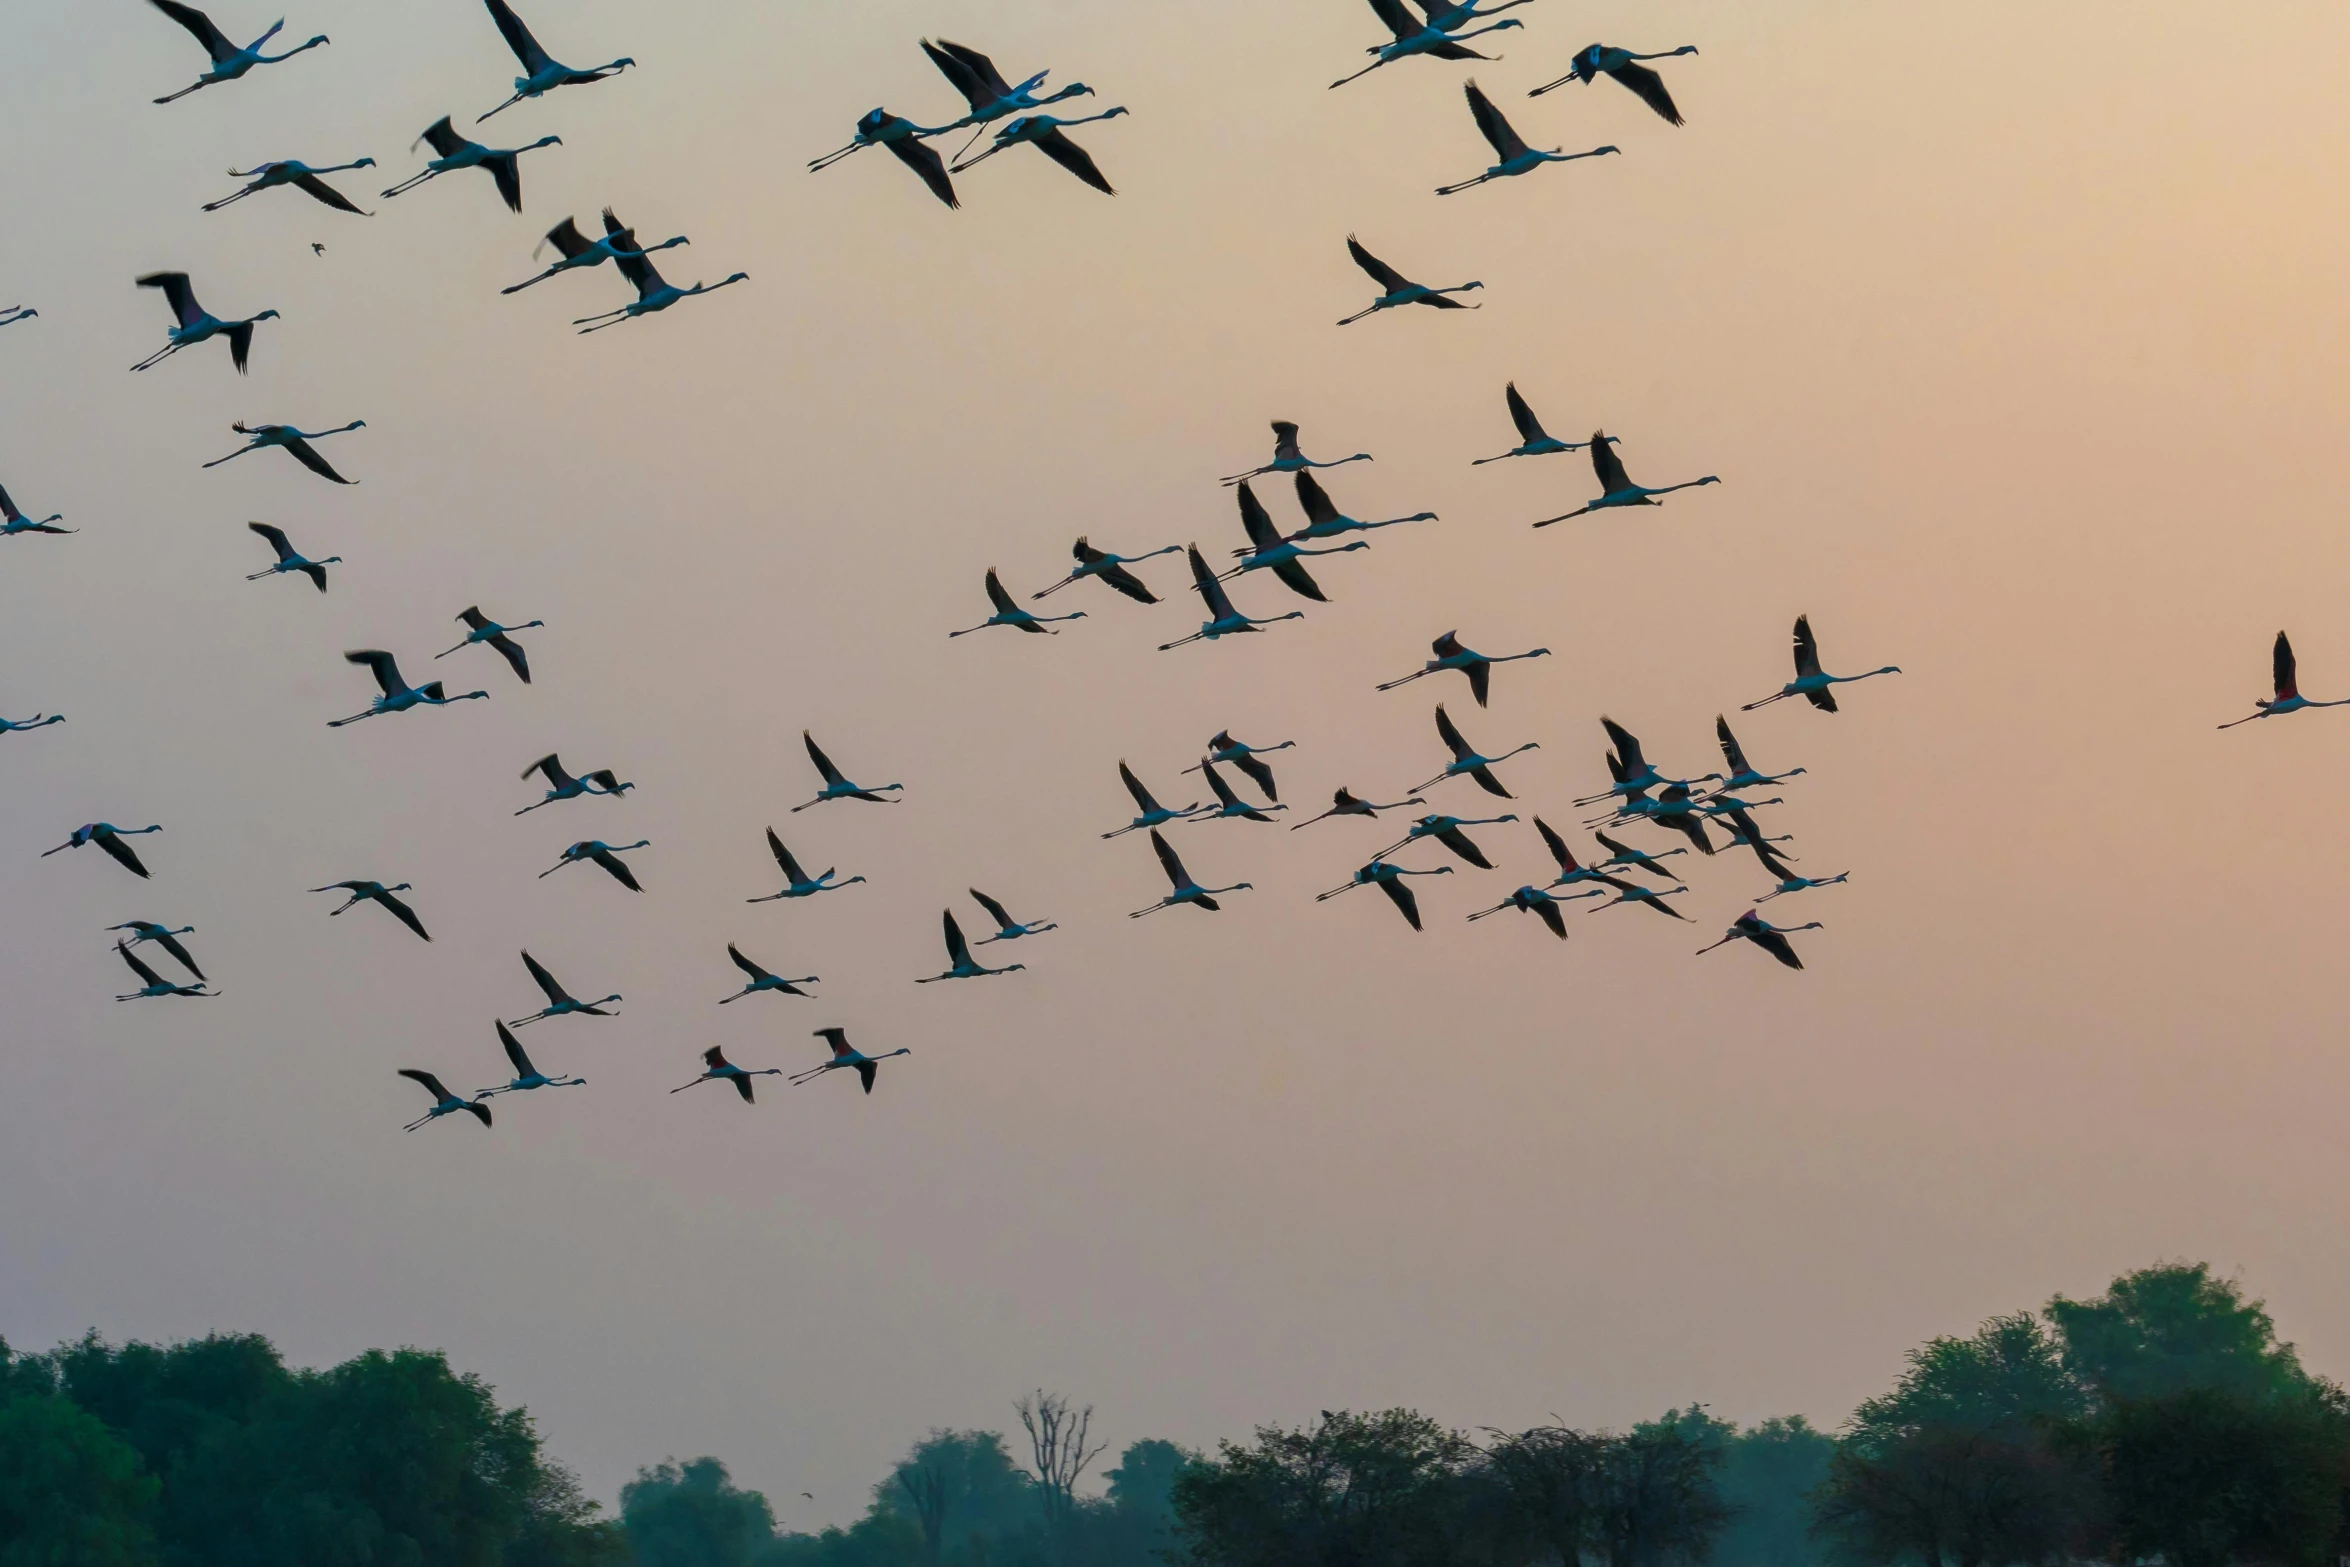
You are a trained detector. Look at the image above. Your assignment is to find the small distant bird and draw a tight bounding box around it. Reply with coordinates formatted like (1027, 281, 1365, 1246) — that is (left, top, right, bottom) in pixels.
(1184, 733, 1294, 800)
(1588, 882, 1690, 920)
(311, 879, 430, 941)
(1532, 817, 1628, 890)
(1189, 758, 1287, 824)
(0, 482, 70, 537)
(2220, 631, 2348, 728)
(203, 157, 375, 214)
(1531, 44, 1699, 124)
(1714, 715, 1807, 791)
(381, 117, 562, 213)
(475, 1021, 585, 1098)
(572, 246, 747, 334)
(1339, 236, 1482, 324)
(311, 244, 325, 256)
(328, 649, 487, 727)
(921, 38, 1094, 151)
(1533, 432, 1718, 525)
(540, 840, 649, 891)
(516, 754, 631, 814)
(1105, 761, 1207, 838)
(794, 732, 902, 811)
(400, 1069, 490, 1130)
(1033, 538, 1181, 603)
(747, 828, 864, 902)
(1415, 704, 1537, 796)
(1332, 0, 1522, 90)
(951, 108, 1130, 194)
(1437, 81, 1617, 194)
(510, 950, 619, 1026)
(1221, 421, 1373, 487)
(1474, 385, 1609, 464)
(808, 109, 959, 210)
(1286, 471, 1437, 541)
(1696, 910, 1823, 970)
(504, 209, 688, 294)
(0, 712, 65, 734)
(113, 941, 218, 1001)
(1159, 545, 1305, 651)
(1290, 787, 1425, 829)
(1130, 828, 1251, 917)
(202, 420, 365, 483)
(670, 1046, 780, 1103)
(968, 889, 1055, 944)
(42, 823, 163, 879)
(790, 1027, 911, 1094)
(916, 910, 1026, 982)
(1742, 615, 1901, 713)
(952, 568, 1086, 636)
(1756, 871, 1849, 904)
(477, 0, 634, 122)
(1316, 859, 1454, 931)
(0, 307, 35, 328)
(104, 921, 205, 981)
(243, 522, 337, 592)
(146, 0, 329, 105)
(1222, 481, 1367, 602)
(1378, 811, 1516, 869)
(719, 942, 818, 1002)
(1376, 631, 1549, 707)
(1592, 830, 1689, 882)
(436, 607, 541, 684)
(131, 273, 277, 374)
(1467, 884, 1600, 938)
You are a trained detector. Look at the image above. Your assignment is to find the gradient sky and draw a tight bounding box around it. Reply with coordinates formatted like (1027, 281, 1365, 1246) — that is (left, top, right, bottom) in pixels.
(7, 0, 2350, 1529)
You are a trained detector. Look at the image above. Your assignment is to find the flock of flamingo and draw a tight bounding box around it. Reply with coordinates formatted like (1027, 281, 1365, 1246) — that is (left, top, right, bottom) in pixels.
(10, 0, 2318, 1131)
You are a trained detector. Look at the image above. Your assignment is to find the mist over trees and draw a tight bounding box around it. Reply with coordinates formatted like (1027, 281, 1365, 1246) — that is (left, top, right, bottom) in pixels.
(4, 1261, 2345, 1566)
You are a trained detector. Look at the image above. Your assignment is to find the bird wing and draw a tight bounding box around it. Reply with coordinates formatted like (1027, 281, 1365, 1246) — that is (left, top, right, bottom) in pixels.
(1630, 887, 1689, 921)
(1230, 751, 1279, 800)
(1378, 875, 1424, 931)
(1235, 482, 1283, 552)
(969, 888, 1013, 929)
(857, 1060, 877, 1094)
(225, 320, 256, 374)
(497, 1021, 532, 1076)
(1534, 816, 1577, 875)
(804, 732, 846, 786)
(419, 117, 468, 159)
(524, 754, 569, 787)
(98, 835, 153, 878)
(1346, 236, 1412, 293)
(592, 849, 643, 890)
(885, 136, 960, 209)
(1600, 717, 1646, 777)
(345, 648, 403, 696)
(465, 1101, 493, 1126)
(1365, 0, 1424, 42)
(1435, 704, 1472, 760)
(942, 909, 974, 966)
(1591, 433, 1632, 493)
(0, 483, 17, 520)
(1465, 660, 1490, 708)
(1469, 766, 1514, 799)
(1715, 715, 1752, 775)
(921, 39, 993, 110)
(731, 1074, 756, 1103)
(543, 216, 593, 258)
(1659, 814, 1715, 855)
(283, 437, 353, 484)
(2274, 630, 2298, 700)
(1436, 825, 1494, 869)
(1269, 421, 1303, 461)
(400, 1067, 452, 1100)
(483, 0, 554, 74)
(1535, 898, 1569, 939)
(584, 769, 622, 791)
(1031, 127, 1115, 195)
(487, 155, 525, 215)
(1608, 59, 1685, 126)
(148, 0, 234, 61)
(1504, 383, 1547, 444)
(292, 173, 366, 214)
(248, 521, 294, 559)
(728, 943, 772, 981)
(1792, 615, 1823, 679)
(118, 942, 165, 986)
(1752, 925, 1803, 969)
(935, 38, 1015, 100)
(1187, 546, 1241, 619)
(1095, 562, 1156, 604)
(1270, 558, 1329, 603)
(1118, 761, 1162, 815)
(522, 951, 565, 1002)
(377, 891, 430, 941)
(1805, 687, 1840, 714)
(155, 931, 206, 981)
(1201, 759, 1241, 809)
(1431, 630, 1466, 660)
(984, 568, 1018, 616)
(486, 634, 529, 683)
(1292, 471, 1341, 528)
(137, 272, 201, 329)
(702, 1045, 729, 1069)
(300, 562, 327, 593)
(1150, 828, 1190, 890)
(765, 828, 809, 884)
(1463, 80, 1525, 160)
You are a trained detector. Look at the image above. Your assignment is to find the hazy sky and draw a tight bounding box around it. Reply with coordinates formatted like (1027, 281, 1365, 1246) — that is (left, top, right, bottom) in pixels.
(7, 0, 2350, 1528)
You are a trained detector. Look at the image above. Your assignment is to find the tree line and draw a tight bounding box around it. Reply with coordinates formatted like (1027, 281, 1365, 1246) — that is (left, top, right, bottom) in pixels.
(4, 1262, 2344, 1566)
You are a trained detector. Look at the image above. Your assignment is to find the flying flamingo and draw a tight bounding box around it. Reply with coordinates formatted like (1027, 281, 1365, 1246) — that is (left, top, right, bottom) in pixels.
(920, 38, 1094, 159)
(1221, 481, 1367, 602)
(1, 713, 65, 734)
(572, 248, 747, 334)
(244, 523, 337, 592)
(1287, 471, 1437, 541)
(1591, 830, 1689, 881)
(1189, 759, 1287, 824)
(1574, 717, 1719, 807)
(1615, 785, 1715, 858)
(1468, 884, 1600, 938)
(1104, 762, 1208, 838)
(0, 307, 35, 328)
(1697, 911, 1822, 970)
(381, 117, 562, 212)
(1695, 792, 1782, 821)
(0, 482, 71, 536)
(1222, 422, 1373, 487)
(203, 157, 374, 214)
(105, 922, 206, 981)
(516, 754, 631, 814)
(1588, 882, 1689, 920)
(1377, 630, 1549, 707)
(131, 273, 277, 374)
(1129, 829, 1250, 917)
(952, 568, 1086, 636)
(203, 420, 365, 483)
(951, 109, 1130, 194)
(1159, 545, 1305, 650)
(1339, 236, 1482, 324)
(747, 828, 864, 901)
(808, 110, 959, 210)
(1534, 817, 1630, 890)
(918, 910, 1026, 982)
(1316, 859, 1455, 931)
(1415, 705, 1537, 797)
(476, 0, 634, 121)
(1377, 812, 1517, 868)
(671, 1046, 780, 1103)
(1033, 538, 1181, 603)
(311, 879, 430, 940)
(510, 950, 619, 1026)
(113, 942, 218, 1001)
(1437, 81, 1617, 194)
(1290, 787, 1425, 829)
(793, 732, 902, 810)
(400, 1069, 490, 1130)
(476, 1021, 585, 1098)
(146, 0, 328, 104)
(1533, 432, 1717, 525)
(1742, 615, 1901, 712)
(540, 840, 648, 891)
(791, 1028, 911, 1094)
(1474, 387, 1611, 464)
(504, 209, 687, 294)
(1531, 44, 1699, 124)
(968, 889, 1056, 944)
(2219, 631, 2350, 728)
(1332, 0, 1522, 90)
(42, 823, 162, 879)
(1713, 715, 1807, 791)
(1757, 871, 1849, 904)
(1713, 806, 1797, 876)
(328, 650, 486, 727)
(435, 607, 541, 684)
(1183, 733, 1294, 800)
(720, 942, 817, 1001)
